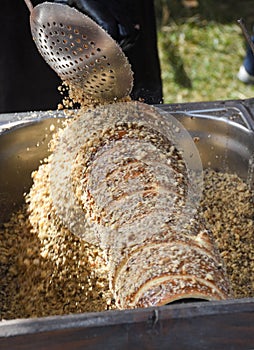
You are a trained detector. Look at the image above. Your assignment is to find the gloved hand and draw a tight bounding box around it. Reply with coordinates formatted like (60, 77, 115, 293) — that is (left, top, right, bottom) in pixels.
(52, 0, 139, 51)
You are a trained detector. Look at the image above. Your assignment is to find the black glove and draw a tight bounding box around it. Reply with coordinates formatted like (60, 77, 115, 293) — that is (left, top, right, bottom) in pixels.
(52, 0, 139, 51)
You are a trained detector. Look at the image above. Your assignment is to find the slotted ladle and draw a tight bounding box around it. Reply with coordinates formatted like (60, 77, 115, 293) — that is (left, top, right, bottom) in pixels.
(23, 0, 133, 103)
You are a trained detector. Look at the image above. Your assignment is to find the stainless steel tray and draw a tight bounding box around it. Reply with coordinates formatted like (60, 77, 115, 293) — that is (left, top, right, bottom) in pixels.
(0, 99, 254, 349)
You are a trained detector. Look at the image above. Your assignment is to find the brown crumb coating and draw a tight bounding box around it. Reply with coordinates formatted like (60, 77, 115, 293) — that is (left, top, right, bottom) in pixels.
(0, 168, 253, 319)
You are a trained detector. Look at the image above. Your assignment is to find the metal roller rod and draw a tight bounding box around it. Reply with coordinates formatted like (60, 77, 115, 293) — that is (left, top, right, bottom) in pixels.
(238, 18, 254, 56)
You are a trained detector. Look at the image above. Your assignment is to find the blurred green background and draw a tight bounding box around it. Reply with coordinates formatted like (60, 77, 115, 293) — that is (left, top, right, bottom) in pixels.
(155, 0, 254, 103)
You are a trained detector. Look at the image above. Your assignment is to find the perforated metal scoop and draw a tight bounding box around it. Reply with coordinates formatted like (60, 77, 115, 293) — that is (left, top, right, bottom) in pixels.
(24, 0, 133, 103)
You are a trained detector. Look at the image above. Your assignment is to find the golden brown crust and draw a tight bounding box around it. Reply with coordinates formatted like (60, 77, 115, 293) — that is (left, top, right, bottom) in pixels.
(111, 230, 231, 308)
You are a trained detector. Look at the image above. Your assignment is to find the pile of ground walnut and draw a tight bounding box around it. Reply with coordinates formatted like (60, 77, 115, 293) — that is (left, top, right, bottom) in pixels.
(0, 129, 253, 319)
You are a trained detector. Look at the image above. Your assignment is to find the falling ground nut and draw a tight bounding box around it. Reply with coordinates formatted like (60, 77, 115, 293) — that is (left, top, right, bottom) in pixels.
(49, 101, 232, 308)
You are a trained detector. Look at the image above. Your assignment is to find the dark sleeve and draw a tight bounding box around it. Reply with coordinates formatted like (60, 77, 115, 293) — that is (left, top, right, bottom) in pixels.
(0, 1, 62, 113)
(127, 0, 163, 104)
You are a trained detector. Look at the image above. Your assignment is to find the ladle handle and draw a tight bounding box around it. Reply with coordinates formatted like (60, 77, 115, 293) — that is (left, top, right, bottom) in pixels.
(24, 0, 33, 13)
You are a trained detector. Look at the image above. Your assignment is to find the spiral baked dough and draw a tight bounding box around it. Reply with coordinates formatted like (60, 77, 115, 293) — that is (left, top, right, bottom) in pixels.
(50, 101, 232, 308)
